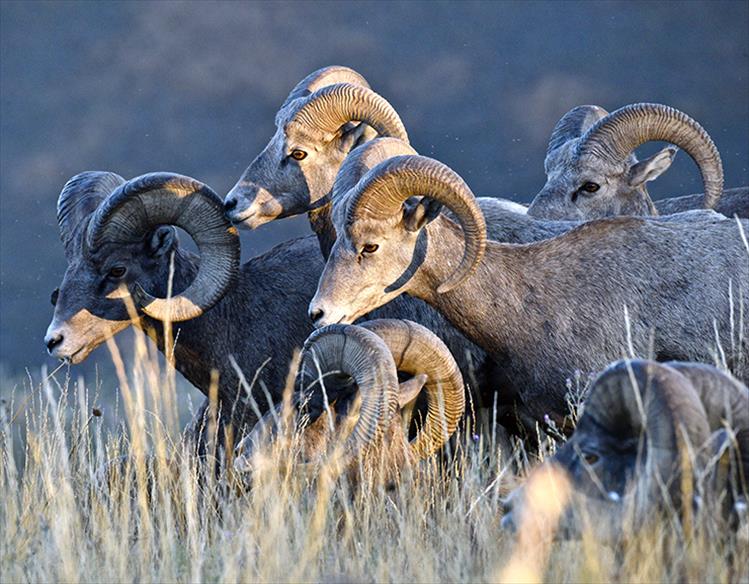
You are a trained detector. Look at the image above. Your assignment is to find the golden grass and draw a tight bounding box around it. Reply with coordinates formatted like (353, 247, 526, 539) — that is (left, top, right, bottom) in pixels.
(2, 344, 747, 584)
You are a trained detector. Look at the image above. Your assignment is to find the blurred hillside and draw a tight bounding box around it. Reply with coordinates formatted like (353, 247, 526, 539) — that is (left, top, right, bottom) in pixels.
(1, 0, 748, 374)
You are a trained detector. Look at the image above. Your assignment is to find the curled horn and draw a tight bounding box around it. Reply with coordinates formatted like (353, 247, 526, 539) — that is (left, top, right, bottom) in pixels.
(576, 103, 723, 208)
(86, 173, 240, 322)
(331, 137, 417, 203)
(289, 83, 409, 144)
(347, 155, 486, 293)
(295, 324, 400, 471)
(583, 360, 711, 506)
(361, 319, 465, 459)
(281, 65, 370, 109)
(665, 362, 749, 490)
(57, 171, 125, 258)
(544, 105, 608, 170)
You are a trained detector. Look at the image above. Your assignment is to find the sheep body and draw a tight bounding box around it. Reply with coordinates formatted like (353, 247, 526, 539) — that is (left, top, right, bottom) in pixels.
(310, 155, 749, 428)
(45, 173, 492, 450)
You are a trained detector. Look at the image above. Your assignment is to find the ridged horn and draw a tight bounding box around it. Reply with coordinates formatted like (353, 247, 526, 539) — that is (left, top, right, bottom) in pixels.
(281, 65, 370, 110)
(583, 360, 711, 505)
(295, 324, 400, 470)
(57, 171, 125, 258)
(665, 362, 749, 488)
(576, 103, 723, 208)
(331, 137, 418, 203)
(86, 173, 240, 322)
(289, 83, 409, 144)
(545, 105, 608, 170)
(361, 319, 465, 459)
(347, 155, 486, 293)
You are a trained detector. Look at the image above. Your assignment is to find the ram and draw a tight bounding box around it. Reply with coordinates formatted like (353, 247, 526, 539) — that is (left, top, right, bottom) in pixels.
(527, 103, 748, 220)
(224, 67, 741, 251)
(224, 65, 533, 259)
(44, 171, 490, 451)
(234, 319, 464, 482)
(309, 154, 749, 430)
(500, 359, 749, 541)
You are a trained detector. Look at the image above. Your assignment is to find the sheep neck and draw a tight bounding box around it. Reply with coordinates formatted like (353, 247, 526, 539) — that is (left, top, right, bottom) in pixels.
(137, 248, 260, 430)
(308, 202, 336, 261)
(413, 216, 524, 353)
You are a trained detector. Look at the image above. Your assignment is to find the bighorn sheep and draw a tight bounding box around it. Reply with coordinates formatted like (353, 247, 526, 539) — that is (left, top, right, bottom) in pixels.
(331, 138, 724, 246)
(500, 360, 749, 540)
(224, 65, 527, 259)
(225, 68, 743, 247)
(44, 171, 493, 449)
(309, 154, 749, 430)
(527, 103, 748, 220)
(234, 319, 465, 482)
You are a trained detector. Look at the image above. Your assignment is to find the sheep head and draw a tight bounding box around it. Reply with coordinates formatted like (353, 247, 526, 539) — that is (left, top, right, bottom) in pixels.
(224, 66, 408, 229)
(45, 172, 239, 364)
(309, 155, 486, 328)
(527, 103, 723, 220)
(233, 319, 465, 483)
(501, 360, 748, 542)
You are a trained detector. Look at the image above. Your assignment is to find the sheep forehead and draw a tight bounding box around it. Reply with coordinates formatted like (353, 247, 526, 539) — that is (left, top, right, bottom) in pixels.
(345, 215, 397, 244)
(545, 139, 580, 172)
(548, 140, 630, 179)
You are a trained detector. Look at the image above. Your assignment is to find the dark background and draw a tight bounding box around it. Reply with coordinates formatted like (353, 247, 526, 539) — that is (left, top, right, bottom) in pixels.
(1, 1, 748, 376)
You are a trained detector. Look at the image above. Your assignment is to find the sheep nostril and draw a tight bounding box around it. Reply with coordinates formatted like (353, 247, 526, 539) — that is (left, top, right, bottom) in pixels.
(224, 196, 238, 212)
(309, 308, 324, 324)
(45, 333, 64, 353)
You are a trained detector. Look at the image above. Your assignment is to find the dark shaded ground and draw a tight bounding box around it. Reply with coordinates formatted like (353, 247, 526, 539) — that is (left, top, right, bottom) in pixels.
(1, 0, 747, 374)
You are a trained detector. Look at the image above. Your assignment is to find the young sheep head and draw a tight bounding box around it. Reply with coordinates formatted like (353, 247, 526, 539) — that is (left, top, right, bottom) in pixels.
(501, 360, 748, 542)
(308, 155, 486, 328)
(45, 172, 239, 364)
(527, 103, 724, 220)
(233, 319, 465, 482)
(224, 66, 408, 229)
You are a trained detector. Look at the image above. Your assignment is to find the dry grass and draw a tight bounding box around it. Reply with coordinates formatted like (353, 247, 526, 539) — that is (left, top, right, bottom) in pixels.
(2, 334, 747, 584)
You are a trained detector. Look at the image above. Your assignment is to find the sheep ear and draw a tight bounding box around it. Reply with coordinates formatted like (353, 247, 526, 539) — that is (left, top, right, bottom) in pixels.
(147, 226, 177, 258)
(398, 373, 428, 408)
(628, 146, 677, 187)
(403, 197, 443, 232)
(337, 121, 371, 153)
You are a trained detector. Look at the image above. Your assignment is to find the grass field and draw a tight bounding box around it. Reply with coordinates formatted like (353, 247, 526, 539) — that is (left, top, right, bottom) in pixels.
(2, 333, 747, 584)
(2, 222, 748, 583)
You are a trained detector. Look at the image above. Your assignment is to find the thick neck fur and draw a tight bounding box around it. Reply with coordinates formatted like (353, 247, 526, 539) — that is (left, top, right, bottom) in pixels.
(136, 238, 323, 433)
(308, 203, 336, 260)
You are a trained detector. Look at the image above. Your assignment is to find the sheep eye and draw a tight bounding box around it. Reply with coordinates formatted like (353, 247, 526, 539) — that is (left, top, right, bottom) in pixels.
(362, 243, 379, 255)
(108, 266, 127, 279)
(290, 149, 307, 161)
(50, 288, 59, 306)
(583, 452, 599, 465)
(581, 182, 600, 193)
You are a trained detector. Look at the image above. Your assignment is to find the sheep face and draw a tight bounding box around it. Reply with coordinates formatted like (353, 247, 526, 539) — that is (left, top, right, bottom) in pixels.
(45, 225, 178, 363)
(527, 144, 676, 221)
(502, 418, 638, 540)
(501, 360, 735, 542)
(224, 104, 373, 230)
(308, 199, 431, 328)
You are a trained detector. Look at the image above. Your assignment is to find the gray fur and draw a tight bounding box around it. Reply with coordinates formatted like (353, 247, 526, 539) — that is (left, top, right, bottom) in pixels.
(45, 175, 513, 449)
(501, 360, 749, 540)
(311, 161, 749, 428)
(655, 186, 749, 218)
(527, 103, 746, 220)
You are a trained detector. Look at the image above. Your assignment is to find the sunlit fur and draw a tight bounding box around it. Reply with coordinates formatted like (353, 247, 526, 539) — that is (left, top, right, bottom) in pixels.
(46, 195, 511, 449)
(312, 160, 748, 429)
